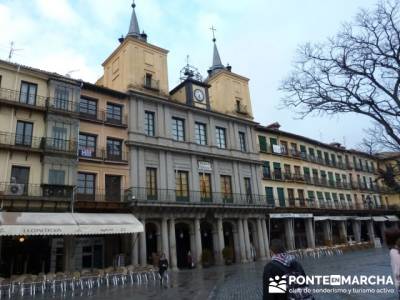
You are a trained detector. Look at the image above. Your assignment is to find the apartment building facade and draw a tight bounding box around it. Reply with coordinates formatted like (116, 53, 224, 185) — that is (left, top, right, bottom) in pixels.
(377, 153, 400, 207)
(256, 123, 394, 250)
(0, 61, 141, 277)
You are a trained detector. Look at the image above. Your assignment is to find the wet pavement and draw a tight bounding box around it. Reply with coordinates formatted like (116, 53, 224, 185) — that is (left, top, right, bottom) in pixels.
(10, 248, 396, 300)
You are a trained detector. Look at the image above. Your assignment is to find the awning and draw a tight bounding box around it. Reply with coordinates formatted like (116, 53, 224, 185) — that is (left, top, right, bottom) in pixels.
(314, 216, 352, 221)
(373, 216, 388, 222)
(0, 212, 144, 236)
(386, 215, 400, 222)
(356, 216, 373, 221)
(269, 213, 313, 219)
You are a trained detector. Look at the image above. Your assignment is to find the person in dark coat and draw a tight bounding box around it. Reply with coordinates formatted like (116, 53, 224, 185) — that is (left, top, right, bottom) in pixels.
(158, 253, 169, 284)
(263, 239, 307, 300)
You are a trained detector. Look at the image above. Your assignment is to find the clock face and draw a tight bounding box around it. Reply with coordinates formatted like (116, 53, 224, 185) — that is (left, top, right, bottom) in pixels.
(194, 89, 205, 102)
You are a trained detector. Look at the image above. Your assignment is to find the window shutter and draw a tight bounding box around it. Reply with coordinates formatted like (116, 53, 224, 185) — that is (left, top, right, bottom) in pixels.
(258, 135, 267, 152)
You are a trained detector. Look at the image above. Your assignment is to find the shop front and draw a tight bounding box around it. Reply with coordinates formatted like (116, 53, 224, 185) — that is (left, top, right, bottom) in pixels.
(0, 212, 143, 277)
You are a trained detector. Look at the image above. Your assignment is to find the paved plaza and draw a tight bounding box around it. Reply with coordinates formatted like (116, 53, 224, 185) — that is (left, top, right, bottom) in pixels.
(10, 248, 396, 300)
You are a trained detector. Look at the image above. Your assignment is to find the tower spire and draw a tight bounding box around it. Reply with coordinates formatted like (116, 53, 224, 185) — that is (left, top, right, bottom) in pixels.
(208, 26, 225, 76)
(127, 1, 143, 39)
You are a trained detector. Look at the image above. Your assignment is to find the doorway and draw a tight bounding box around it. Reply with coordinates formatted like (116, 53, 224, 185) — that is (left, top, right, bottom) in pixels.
(146, 223, 158, 265)
(175, 223, 191, 269)
(105, 175, 121, 201)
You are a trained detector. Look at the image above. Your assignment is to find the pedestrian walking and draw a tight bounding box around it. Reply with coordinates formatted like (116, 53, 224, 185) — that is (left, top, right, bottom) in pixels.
(187, 251, 195, 268)
(158, 253, 169, 284)
(390, 238, 400, 299)
(263, 239, 313, 300)
(250, 243, 256, 261)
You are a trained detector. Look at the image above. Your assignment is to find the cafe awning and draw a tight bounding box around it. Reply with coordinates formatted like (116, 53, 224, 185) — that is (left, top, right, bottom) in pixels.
(372, 216, 388, 222)
(385, 215, 400, 222)
(269, 213, 313, 219)
(0, 212, 144, 236)
(314, 216, 352, 221)
(356, 216, 373, 221)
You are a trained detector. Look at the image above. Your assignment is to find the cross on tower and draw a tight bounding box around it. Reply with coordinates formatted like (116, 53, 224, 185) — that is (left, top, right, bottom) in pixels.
(132, 0, 136, 8)
(210, 26, 217, 42)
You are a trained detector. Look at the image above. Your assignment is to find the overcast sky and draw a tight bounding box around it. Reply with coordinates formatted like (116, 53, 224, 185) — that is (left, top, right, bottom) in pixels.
(0, 0, 380, 148)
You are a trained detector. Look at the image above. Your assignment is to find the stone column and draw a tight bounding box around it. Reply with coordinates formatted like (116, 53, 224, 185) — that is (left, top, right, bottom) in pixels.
(243, 218, 252, 261)
(194, 218, 202, 268)
(161, 218, 169, 260)
(338, 221, 347, 243)
(284, 219, 295, 250)
(322, 220, 332, 245)
(237, 219, 247, 263)
(305, 218, 316, 248)
(63, 236, 76, 272)
(380, 222, 387, 245)
(139, 219, 147, 266)
(352, 220, 361, 242)
(131, 233, 139, 265)
(169, 218, 178, 270)
(367, 220, 375, 242)
(217, 218, 225, 264)
(257, 219, 266, 260)
(261, 219, 271, 258)
(233, 229, 240, 263)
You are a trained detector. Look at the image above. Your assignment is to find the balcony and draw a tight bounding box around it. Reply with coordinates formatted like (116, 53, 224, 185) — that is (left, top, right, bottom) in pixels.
(0, 132, 44, 152)
(126, 188, 269, 206)
(261, 146, 362, 172)
(0, 183, 391, 213)
(43, 138, 78, 155)
(0, 182, 74, 201)
(143, 76, 160, 91)
(78, 148, 128, 163)
(47, 97, 79, 114)
(79, 110, 128, 128)
(0, 88, 47, 111)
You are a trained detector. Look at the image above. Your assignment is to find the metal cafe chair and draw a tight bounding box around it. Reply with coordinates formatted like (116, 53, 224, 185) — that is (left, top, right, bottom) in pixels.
(0, 278, 12, 298)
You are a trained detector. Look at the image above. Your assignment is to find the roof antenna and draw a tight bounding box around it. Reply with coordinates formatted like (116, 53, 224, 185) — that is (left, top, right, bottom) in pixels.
(66, 69, 79, 78)
(8, 41, 23, 62)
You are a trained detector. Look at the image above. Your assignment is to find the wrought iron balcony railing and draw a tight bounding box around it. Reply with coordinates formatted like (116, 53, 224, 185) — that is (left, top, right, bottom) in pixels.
(43, 138, 78, 154)
(0, 88, 47, 109)
(0, 182, 74, 200)
(263, 172, 380, 192)
(78, 148, 128, 162)
(0, 132, 43, 150)
(0, 183, 390, 212)
(48, 97, 79, 114)
(261, 145, 378, 175)
(79, 110, 128, 127)
(0, 132, 77, 154)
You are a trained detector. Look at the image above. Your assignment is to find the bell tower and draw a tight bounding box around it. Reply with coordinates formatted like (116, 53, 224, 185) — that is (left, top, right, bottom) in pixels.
(98, 1, 169, 96)
(206, 27, 253, 119)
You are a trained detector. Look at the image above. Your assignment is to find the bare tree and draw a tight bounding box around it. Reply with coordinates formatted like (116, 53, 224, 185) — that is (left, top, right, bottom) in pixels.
(358, 128, 384, 154)
(281, 0, 400, 151)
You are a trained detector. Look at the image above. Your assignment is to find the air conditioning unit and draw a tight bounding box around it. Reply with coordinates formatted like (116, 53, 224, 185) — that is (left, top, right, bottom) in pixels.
(7, 183, 25, 196)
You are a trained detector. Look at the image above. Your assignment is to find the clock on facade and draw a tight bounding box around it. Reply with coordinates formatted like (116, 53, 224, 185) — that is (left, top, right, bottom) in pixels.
(194, 89, 205, 102)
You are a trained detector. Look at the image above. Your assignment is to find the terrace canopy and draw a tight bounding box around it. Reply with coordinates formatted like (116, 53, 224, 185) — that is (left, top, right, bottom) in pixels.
(0, 212, 143, 236)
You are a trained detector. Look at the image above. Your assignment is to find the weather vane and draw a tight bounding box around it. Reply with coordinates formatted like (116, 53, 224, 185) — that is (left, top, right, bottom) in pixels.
(210, 26, 217, 42)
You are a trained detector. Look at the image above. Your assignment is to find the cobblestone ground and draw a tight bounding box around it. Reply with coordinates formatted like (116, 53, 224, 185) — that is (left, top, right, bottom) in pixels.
(12, 248, 396, 300)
